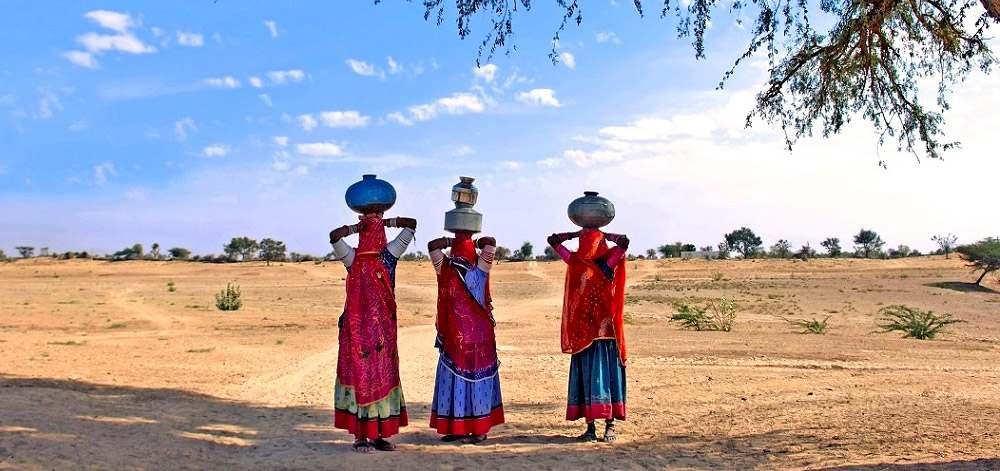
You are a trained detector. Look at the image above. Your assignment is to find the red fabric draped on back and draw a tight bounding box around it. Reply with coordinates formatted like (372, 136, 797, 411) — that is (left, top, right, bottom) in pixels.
(435, 232, 498, 375)
(337, 215, 401, 405)
(560, 228, 628, 364)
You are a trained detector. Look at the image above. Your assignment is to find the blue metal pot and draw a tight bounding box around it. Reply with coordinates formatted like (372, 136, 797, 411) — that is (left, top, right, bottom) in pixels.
(345, 174, 396, 214)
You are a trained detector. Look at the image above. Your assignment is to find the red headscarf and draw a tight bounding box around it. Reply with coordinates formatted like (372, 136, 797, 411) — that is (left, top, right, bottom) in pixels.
(560, 228, 628, 364)
(337, 215, 401, 405)
(434, 231, 498, 375)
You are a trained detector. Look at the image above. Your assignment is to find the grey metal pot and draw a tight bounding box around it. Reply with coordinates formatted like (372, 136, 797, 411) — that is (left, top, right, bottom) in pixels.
(567, 191, 615, 228)
(444, 176, 483, 233)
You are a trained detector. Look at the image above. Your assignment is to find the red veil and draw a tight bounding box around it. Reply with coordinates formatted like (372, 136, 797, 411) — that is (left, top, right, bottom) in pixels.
(435, 233, 498, 376)
(337, 215, 401, 405)
(560, 228, 628, 364)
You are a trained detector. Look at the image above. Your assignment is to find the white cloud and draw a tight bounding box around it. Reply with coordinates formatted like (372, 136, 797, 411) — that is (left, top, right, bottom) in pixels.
(267, 69, 305, 85)
(202, 144, 231, 158)
(387, 56, 402, 74)
(176, 31, 204, 47)
(318, 110, 370, 128)
(516, 88, 561, 107)
(386, 112, 413, 126)
(436, 93, 486, 114)
(64, 51, 99, 69)
(558, 52, 576, 69)
(174, 117, 196, 141)
(346, 59, 381, 78)
(296, 142, 344, 157)
(264, 20, 279, 38)
(37, 89, 62, 120)
(473, 64, 498, 82)
(297, 114, 318, 131)
(272, 136, 288, 147)
(502, 160, 522, 170)
(84, 10, 133, 33)
(258, 93, 272, 107)
(203, 76, 240, 89)
(595, 31, 622, 45)
(77, 32, 156, 55)
(248, 76, 263, 88)
(536, 157, 563, 168)
(93, 161, 116, 185)
(451, 145, 474, 157)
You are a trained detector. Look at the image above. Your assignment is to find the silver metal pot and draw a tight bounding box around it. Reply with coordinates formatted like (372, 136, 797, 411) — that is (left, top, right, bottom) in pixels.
(444, 176, 483, 233)
(567, 191, 615, 228)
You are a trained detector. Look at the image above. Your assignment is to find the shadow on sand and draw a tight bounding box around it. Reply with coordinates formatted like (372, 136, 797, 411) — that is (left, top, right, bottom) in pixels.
(925, 281, 999, 294)
(1, 375, 997, 470)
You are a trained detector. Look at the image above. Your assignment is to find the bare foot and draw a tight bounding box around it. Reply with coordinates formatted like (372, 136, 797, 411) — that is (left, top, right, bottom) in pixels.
(352, 440, 373, 453)
(372, 438, 396, 451)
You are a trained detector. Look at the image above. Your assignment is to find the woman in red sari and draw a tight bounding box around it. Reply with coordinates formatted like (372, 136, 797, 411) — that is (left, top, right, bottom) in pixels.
(329, 213, 416, 452)
(548, 228, 629, 442)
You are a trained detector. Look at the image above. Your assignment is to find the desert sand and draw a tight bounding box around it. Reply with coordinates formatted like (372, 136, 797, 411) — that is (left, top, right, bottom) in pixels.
(1, 256, 999, 470)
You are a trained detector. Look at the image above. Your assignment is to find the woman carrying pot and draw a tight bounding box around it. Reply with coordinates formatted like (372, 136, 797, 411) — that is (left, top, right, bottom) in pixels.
(547, 191, 629, 443)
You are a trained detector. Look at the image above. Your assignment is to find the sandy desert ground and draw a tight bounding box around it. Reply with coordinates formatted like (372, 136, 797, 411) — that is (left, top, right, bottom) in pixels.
(1, 256, 999, 470)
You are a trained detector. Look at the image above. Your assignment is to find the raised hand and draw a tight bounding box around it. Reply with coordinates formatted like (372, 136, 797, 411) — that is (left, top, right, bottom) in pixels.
(330, 224, 356, 244)
(606, 233, 630, 250)
(476, 236, 496, 249)
(547, 232, 578, 246)
(383, 217, 417, 230)
(427, 237, 453, 252)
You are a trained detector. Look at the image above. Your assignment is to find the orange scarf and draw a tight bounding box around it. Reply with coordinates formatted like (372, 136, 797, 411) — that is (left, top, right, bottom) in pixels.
(560, 228, 627, 364)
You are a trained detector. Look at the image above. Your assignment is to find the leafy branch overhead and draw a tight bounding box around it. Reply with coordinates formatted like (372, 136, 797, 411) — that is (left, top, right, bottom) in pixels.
(393, 0, 997, 164)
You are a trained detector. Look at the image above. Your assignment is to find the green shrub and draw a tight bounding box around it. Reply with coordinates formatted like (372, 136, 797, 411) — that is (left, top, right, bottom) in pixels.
(782, 316, 830, 334)
(167, 280, 176, 292)
(215, 283, 242, 311)
(671, 298, 736, 331)
(877, 305, 961, 340)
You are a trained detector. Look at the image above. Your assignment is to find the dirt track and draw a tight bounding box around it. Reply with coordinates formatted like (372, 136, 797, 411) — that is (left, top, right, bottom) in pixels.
(1, 257, 999, 470)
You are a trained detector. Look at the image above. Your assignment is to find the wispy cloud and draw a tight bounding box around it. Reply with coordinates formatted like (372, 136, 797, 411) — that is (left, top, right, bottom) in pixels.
(63, 51, 99, 69)
(318, 110, 370, 128)
(272, 136, 288, 147)
(386, 112, 413, 126)
(203, 76, 240, 89)
(248, 76, 263, 88)
(390, 92, 486, 124)
(387, 56, 403, 74)
(258, 93, 272, 107)
(93, 161, 116, 185)
(202, 144, 231, 158)
(176, 31, 204, 47)
(595, 31, 622, 45)
(297, 114, 318, 131)
(473, 64, 498, 82)
(37, 89, 62, 120)
(558, 52, 576, 69)
(173, 117, 196, 141)
(346, 59, 384, 79)
(516, 88, 561, 108)
(264, 20, 279, 38)
(266, 69, 305, 85)
(84, 10, 133, 33)
(297, 142, 344, 157)
(64, 10, 155, 69)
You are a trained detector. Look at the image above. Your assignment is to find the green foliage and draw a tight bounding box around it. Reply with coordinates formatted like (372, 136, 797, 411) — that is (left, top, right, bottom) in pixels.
(224, 237, 259, 262)
(932, 234, 959, 259)
(0, 250, 6, 262)
(821, 238, 842, 257)
(400, 250, 430, 261)
(511, 241, 533, 261)
(215, 283, 243, 311)
(543, 245, 559, 261)
(796, 243, 816, 260)
(258, 238, 287, 266)
(168, 247, 191, 260)
(956, 238, 1000, 285)
(853, 229, 885, 258)
(782, 316, 830, 334)
(770, 239, 792, 258)
(877, 305, 961, 340)
(150, 243, 160, 260)
(645, 248, 657, 260)
(408, 0, 998, 163)
(724, 227, 763, 258)
(494, 246, 511, 261)
(670, 298, 737, 332)
(889, 245, 913, 258)
(15, 246, 34, 258)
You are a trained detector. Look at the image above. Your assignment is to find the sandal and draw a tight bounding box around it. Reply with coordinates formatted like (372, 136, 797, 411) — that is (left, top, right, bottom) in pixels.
(352, 440, 373, 453)
(372, 438, 396, 451)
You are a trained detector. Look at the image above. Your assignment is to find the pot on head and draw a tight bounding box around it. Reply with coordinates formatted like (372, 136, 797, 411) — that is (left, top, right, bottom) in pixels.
(444, 176, 483, 233)
(568, 191, 615, 229)
(345, 174, 397, 214)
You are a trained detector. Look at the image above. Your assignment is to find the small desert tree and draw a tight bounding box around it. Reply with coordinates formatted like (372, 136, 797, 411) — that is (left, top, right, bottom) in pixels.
(0, 250, 7, 262)
(516, 241, 534, 261)
(724, 227, 763, 259)
(932, 234, 959, 259)
(543, 246, 559, 261)
(889, 245, 913, 258)
(716, 242, 730, 260)
(956, 238, 1000, 286)
(853, 229, 885, 259)
(168, 247, 192, 260)
(131, 243, 144, 259)
(224, 237, 259, 262)
(821, 238, 842, 257)
(258, 238, 287, 266)
(797, 243, 816, 260)
(770, 239, 792, 258)
(494, 246, 511, 262)
(150, 243, 161, 260)
(645, 248, 657, 260)
(15, 246, 34, 258)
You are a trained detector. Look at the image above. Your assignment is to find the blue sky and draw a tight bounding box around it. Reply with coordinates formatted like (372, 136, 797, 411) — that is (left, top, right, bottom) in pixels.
(1, 1, 997, 257)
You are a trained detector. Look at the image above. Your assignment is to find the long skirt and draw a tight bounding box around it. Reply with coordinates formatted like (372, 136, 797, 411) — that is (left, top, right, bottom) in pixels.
(429, 353, 505, 436)
(566, 339, 627, 421)
(334, 379, 408, 441)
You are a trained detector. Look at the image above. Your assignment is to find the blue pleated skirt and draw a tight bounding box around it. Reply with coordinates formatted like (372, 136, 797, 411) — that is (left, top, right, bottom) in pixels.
(566, 339, 627, 421)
